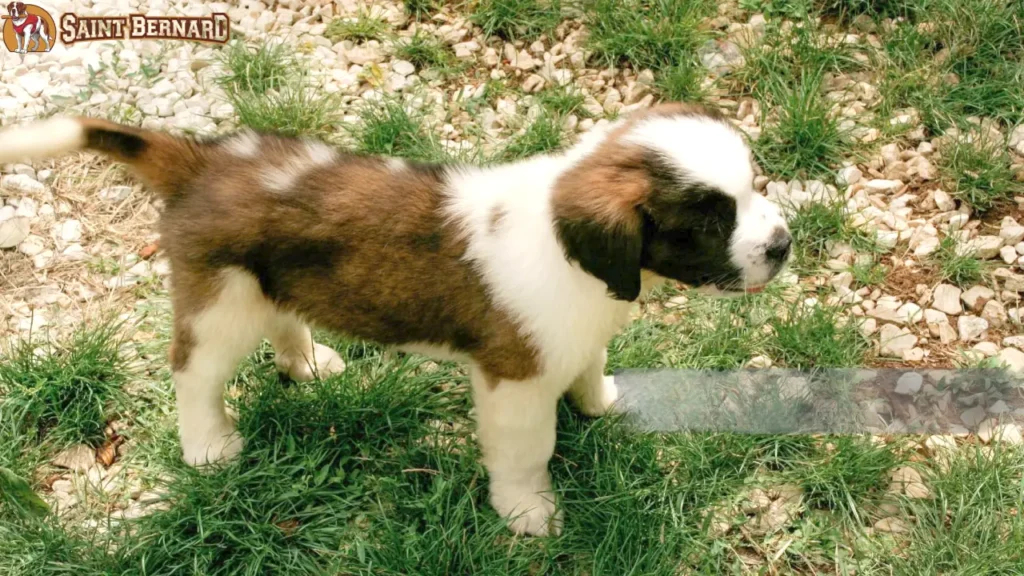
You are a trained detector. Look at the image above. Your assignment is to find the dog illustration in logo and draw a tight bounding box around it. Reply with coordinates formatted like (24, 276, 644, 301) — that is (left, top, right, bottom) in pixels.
(6, 2, 51, 53)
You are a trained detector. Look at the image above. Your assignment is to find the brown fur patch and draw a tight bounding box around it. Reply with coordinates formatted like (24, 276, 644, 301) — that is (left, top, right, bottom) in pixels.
(79, 117, 211, 202)
(551, 102, 732, 228)
(153, 136, 540, 384)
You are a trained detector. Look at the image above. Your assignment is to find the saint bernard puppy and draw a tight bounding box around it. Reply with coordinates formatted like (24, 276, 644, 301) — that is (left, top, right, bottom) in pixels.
(0, 103, 790, 535)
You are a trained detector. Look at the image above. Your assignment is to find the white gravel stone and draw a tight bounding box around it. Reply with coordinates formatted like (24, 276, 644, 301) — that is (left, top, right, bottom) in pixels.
(876, 230, 899, 249)
(99, 186, 133, 203)
(1001, 245, 1019, 264)
(17, 234, 45, 256)
(961, 286, 994, 311)
(1, 174, 45, 194)
(838, 165, 862, 186)
(859, 317, 878, 336)
(960, 406, 987, 428)
(968, 235, 1003, 259)
(18, 72, 48, 98)
(391, 59, 415, 76)
(948, 213, 969, 230)
(932, 284, 963, 315)
(150, 78, 175, 97)
(894, 372, 923, 395)
(1001, 225, 1024, 245)
(924, 309, 958, 344)
(981, 300, 1007, 328)
(0, 217, 30, 249)
(1001, 271, 1024, 292)
(865, 179, 903, 193)
(997, 347, 1024, 372)
(879, 324, 917, 356)
(972, 341, 999, 357)
(57, 219, 83, 242)
(897, 302, 923, 324)
(957, 315, 989, 342)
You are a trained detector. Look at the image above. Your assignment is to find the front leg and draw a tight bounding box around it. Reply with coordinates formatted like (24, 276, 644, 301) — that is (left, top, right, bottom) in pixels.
(471, 366, 563, 536)
(16, 32, 27, 53)
(568, 349, 619, 416)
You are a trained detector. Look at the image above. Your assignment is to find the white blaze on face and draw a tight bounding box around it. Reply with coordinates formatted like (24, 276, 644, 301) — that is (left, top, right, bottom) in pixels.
(732, 193, 790, 287)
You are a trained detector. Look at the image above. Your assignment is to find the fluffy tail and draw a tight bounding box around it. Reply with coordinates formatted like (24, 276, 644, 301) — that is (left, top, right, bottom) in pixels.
(0, 116, 209, 200)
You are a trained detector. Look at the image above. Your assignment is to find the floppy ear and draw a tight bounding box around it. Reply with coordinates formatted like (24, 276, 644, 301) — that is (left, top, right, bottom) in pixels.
(552, 148, 650, 302)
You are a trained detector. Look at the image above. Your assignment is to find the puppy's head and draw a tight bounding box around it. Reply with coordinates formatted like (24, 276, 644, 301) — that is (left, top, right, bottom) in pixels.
(554, 103, 790, 301)
(7, 2, 24, 18)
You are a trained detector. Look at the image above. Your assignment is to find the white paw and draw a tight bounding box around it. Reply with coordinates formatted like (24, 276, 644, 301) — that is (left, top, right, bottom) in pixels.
(490, 479, 563, 536)
(181, 422, 243, 467)
(277, 343, 346, 382)
(574, 375, 619, 417)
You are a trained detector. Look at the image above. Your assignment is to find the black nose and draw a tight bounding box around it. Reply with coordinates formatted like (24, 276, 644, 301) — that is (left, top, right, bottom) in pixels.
(765, 227, 792, 262)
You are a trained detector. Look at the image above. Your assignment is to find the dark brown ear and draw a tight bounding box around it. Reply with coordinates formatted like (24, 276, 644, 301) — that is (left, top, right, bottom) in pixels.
(552, 147, 651, 301)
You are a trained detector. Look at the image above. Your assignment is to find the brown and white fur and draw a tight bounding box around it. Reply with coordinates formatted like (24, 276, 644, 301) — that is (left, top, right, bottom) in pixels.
(0, 104, 791, 536)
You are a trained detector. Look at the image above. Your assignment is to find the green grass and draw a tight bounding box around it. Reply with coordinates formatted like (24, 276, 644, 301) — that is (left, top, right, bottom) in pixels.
(230, 80, 343, 140)
(497, 111, 568, 161)
(850, 258, 888, 287)
(324, 12, 389, 43)
(215, 42, 342, 140)
(745, 0, 908, 20)
(216, 41, 294, 95)
(609, 289, 869, 370)
(731, 14, 862, 100)
(467, 0, 564, 41)
(938, 138, 1020, 213)
(534, 86, 587, 118)
(393, 31, 459, 72)
(877, 0, 1024, 132)
(0, 307, 1015, 574)
(787, 201, 879, 273)
(583, 0, 715, 73)
(347, 98, 451, 162)
(753, 70, 854, 179)
(933, 235, 984, 287)
(768, 300, 871, 368)
(654, 59, 708, 103)
(0, 338, 910, 574)
(0, 322, 129, 475)
(887, 446, 1024, 574)
(581, 0, 714, 102)
(404, 0, 443, 20)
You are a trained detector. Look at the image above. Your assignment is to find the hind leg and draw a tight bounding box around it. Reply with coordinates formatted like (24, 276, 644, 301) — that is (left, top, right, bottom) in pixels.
(171, 270, 272, 466)
(268, 313, 345, 382)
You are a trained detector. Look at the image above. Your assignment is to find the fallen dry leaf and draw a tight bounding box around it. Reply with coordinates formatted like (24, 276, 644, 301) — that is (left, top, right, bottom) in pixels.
(874, 517, 910, 533)
(276, 519, 300, 535)
(138, 242, 159, 260)
(905, 482, 931, 499)
(96, 434, 125, 468)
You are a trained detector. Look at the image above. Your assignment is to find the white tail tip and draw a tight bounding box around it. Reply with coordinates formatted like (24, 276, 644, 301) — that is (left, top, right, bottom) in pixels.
(0, 117, 84, 165)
